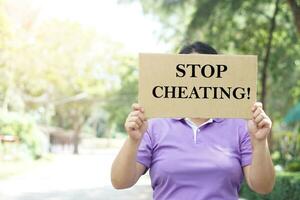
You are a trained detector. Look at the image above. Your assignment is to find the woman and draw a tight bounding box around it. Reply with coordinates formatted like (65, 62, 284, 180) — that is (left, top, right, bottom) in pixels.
(111, 41, 275, 200)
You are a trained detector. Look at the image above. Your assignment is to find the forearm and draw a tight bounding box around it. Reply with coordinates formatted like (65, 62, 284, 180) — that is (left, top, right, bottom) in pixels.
(249, 139, 275, 194)
(111, 137, 140, 189)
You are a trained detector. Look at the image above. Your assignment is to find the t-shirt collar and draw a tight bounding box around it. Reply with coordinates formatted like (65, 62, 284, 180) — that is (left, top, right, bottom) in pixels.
(172, 117, 224, 123)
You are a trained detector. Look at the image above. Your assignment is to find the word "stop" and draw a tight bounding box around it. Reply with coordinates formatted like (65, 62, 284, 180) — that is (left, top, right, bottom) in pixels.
(176, 64, 228, 78)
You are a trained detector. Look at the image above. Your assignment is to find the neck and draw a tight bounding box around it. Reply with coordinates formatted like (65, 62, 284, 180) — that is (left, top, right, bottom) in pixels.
(189, 118, 210, 126)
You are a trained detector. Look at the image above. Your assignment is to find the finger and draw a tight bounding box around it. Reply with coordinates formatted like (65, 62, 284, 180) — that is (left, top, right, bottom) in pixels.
(130, 110, 140, 117)
(254, 113, 266, 123)
(137, 111, 147, 121)
(258, 118, 271, 128)
(126, 112, 136, 123)
(252, 102, 263, 111)
(253, 107, 263, 118)
(127, 121, 139, 130)
(130, 111, 147, 121)
(132, 103, 143, 112)
(128, 116, 143, 127)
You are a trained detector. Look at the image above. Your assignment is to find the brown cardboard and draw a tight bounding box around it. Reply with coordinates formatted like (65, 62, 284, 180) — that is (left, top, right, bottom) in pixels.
(138, 53, 257, 119)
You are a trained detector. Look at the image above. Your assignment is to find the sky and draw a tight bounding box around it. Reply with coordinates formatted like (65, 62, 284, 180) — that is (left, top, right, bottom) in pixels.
(33, 0, 170, 53)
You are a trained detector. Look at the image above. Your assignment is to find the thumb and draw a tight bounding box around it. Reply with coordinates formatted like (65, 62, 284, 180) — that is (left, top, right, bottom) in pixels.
(247, 119, 257, 134)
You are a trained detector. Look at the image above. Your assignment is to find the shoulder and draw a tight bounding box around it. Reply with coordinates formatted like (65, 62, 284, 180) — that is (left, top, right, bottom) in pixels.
(147, 118, 177, 129)
(146, 118, 179, 140)
(220, 118, 248, 129)
(218, 118, 249, 136)
(220, 118, 247, 126)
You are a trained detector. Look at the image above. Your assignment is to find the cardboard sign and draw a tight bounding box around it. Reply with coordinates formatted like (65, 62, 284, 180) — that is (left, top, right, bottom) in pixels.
(138, 53, 257, 119)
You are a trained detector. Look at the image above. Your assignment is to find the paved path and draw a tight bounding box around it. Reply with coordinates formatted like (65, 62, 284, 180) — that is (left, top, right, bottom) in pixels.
(0, 149, 152, 200)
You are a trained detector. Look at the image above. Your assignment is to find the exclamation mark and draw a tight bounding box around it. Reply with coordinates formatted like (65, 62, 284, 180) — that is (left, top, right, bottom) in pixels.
(247, 88, 250, 99)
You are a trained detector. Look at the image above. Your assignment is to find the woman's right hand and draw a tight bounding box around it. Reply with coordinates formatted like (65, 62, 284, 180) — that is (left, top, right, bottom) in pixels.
(124, 103, 148, 142)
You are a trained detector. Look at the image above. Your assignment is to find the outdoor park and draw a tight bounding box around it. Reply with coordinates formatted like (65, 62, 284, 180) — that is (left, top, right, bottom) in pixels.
(0, 0, 299, 200)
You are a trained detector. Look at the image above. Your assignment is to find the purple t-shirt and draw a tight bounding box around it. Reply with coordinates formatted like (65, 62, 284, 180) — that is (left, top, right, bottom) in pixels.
(137, 118, 252, 200)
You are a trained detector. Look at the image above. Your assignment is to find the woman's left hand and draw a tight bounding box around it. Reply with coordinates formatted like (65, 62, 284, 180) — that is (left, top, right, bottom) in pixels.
(247, 102, 272, 141)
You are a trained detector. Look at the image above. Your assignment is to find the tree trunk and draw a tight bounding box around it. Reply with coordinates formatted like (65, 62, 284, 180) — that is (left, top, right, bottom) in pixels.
(73, 131, 80, 154)
(288, 0, 300, 33)
(261, 0, 280, 107)
(261, 0, 280, 149)
(73, 123, 82, 154)
(2, 69, 14, 112)
(72, 114, 88, 154)
(2, 87, 10, 112)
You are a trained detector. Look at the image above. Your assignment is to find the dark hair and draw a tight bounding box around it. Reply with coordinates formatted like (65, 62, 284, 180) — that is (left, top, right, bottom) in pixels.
(179, 41, 218, 54)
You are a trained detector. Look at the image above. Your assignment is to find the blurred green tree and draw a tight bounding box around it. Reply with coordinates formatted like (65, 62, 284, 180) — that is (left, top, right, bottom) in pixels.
(125, 0, 300, 121)
(104, 56, 138, 134)
(287, 0, 300, 33)
(0, 0, 125, 153)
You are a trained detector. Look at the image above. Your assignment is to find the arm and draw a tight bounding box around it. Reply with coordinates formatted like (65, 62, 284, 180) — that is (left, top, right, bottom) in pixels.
(243, 102, 275, 194)
(111, 104, 148, 189)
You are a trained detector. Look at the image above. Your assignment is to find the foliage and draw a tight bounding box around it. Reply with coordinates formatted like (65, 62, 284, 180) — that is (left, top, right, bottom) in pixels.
(104, 56, 138, 133)
(239, 172, 300, 200)
(128, 0, 300, 122)
(292, 80, 300, 102)
(2, 19, 115, 128)
(286, 159, 300, 172)
(0, 0, 129, 153)
(0, 112, 46, 159)
(272, 130, 300, 167)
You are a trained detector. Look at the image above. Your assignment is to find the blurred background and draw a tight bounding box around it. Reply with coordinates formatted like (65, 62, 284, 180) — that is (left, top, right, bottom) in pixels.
(0, 0, 299, 200)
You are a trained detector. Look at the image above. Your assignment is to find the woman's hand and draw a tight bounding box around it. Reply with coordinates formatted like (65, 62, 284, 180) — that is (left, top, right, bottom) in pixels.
(124, 103, 148, 142)
(247, 102, 272, 141)
(244, 102, 275, 194)
(111, 103, 148, 189)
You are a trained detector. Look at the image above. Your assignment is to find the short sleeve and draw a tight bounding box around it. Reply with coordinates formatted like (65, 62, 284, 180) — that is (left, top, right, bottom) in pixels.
(136, 130, 152, 172)
(240, 122, 253, 167)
